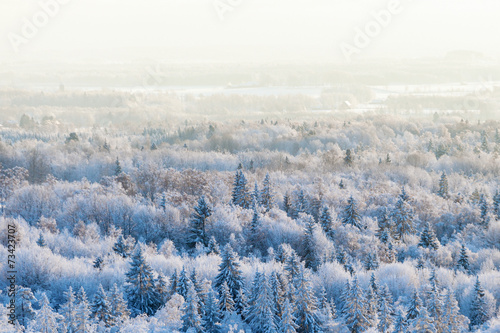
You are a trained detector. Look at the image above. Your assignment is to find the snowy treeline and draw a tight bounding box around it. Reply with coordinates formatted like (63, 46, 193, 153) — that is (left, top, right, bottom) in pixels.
(1, 116, 500, 332)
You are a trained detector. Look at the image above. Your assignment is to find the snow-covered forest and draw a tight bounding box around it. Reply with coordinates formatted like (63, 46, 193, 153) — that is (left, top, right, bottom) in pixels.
(0, 97, 500, 332)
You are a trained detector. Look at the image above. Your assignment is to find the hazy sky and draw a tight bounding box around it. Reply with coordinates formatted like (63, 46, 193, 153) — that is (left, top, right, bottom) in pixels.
(1, 0, 499, 63)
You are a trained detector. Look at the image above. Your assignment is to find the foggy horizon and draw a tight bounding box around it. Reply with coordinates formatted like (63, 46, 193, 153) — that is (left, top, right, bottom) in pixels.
(1, 0, 500, 64)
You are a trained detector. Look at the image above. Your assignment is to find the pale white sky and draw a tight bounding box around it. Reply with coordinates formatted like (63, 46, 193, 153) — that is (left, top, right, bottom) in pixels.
(0, 0, 499, 63)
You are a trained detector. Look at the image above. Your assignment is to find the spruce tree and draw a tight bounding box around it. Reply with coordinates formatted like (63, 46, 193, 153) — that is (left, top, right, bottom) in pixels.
(108, 283, 130, 326)
(280, 299, 298, 333)
(37, 232, 46, 247)
(232, 169, 251, 209)
(188, 195, 212, 248)
(442, 288, 468, 332)
(370, 273, 379, 294)
(203, 288, 222, 333)
(427, 271, 443, 323)
(408, 307, 436, 333)
(377, 298, 393, 332)
(391, 196, 415, 240)
(294, 267, 321, 333)
(344, 149, 353, 166)
(261, 173, 274, 212)
(418, 222, 440, 250)
(479, 194, 490, 228)
(29, 293, 63, 333)
(15, 286, 37, 328)
(364, 253, 379, 271)
(365, 286, 379, 327)
(125, 246, 161, 316)
(285, 252, 302, 285)
(60, 286, 78, 333)
(399, 186, 410, 202)
(190, 269, 204, 308)
(170, 269, 179, 297)
(90, 284, 111, 327)
(114, 157, 122, 176)
(214, 244, 244, 312)
(160, 192, 167, 211)
(177, 267, 190, 299)
(302, 214, 319, 271)
(270, 272, 286, 319)
(295, 190, 308, 217)
(93, 257, 103, 271)
(393, 307, 407, 333)
(155, 273, 170, 305)
(319, 206, 333, 239)
(113, 235, 132, 258)
(207, 236, 220, 255)
(247, 273, 278, 333)
(249, 204, 262, 252)
(469, 277, 489, 328)
(235, 287, 248, 319)
(493, 190, 500, 220)
(480, 131, 489, 153)
(253, 182, 260, 205)
(218, 281, 235, 315)
(283, 193, 293, 218)
(376, 207, 391, 240)
(406, 290, 422, 321)
(457, 244, 471, 273)
(341, 196, 362, 229)
(343, 276, 370, 333)
(182, 281, 204, 333)
(245, 271, 263, 322)
(437, 172, 449, 198)
(75, 287, 92, 333)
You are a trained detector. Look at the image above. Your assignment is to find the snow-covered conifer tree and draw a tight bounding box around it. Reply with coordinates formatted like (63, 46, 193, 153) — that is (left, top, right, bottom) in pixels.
(418, 222, 440, 250)
(28, 293, 63, 333)
(214, 244, 244, 312)
(437, 172, 449, 198)
(90, 284, 111, 326)
(60, 286, 78, 333)
(261, 173, 274, 212)
(188, 195, 212, 248)
(341, 196, 362, 229)
(125, 246, 161, 316)
(182, 281, 204, 333)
